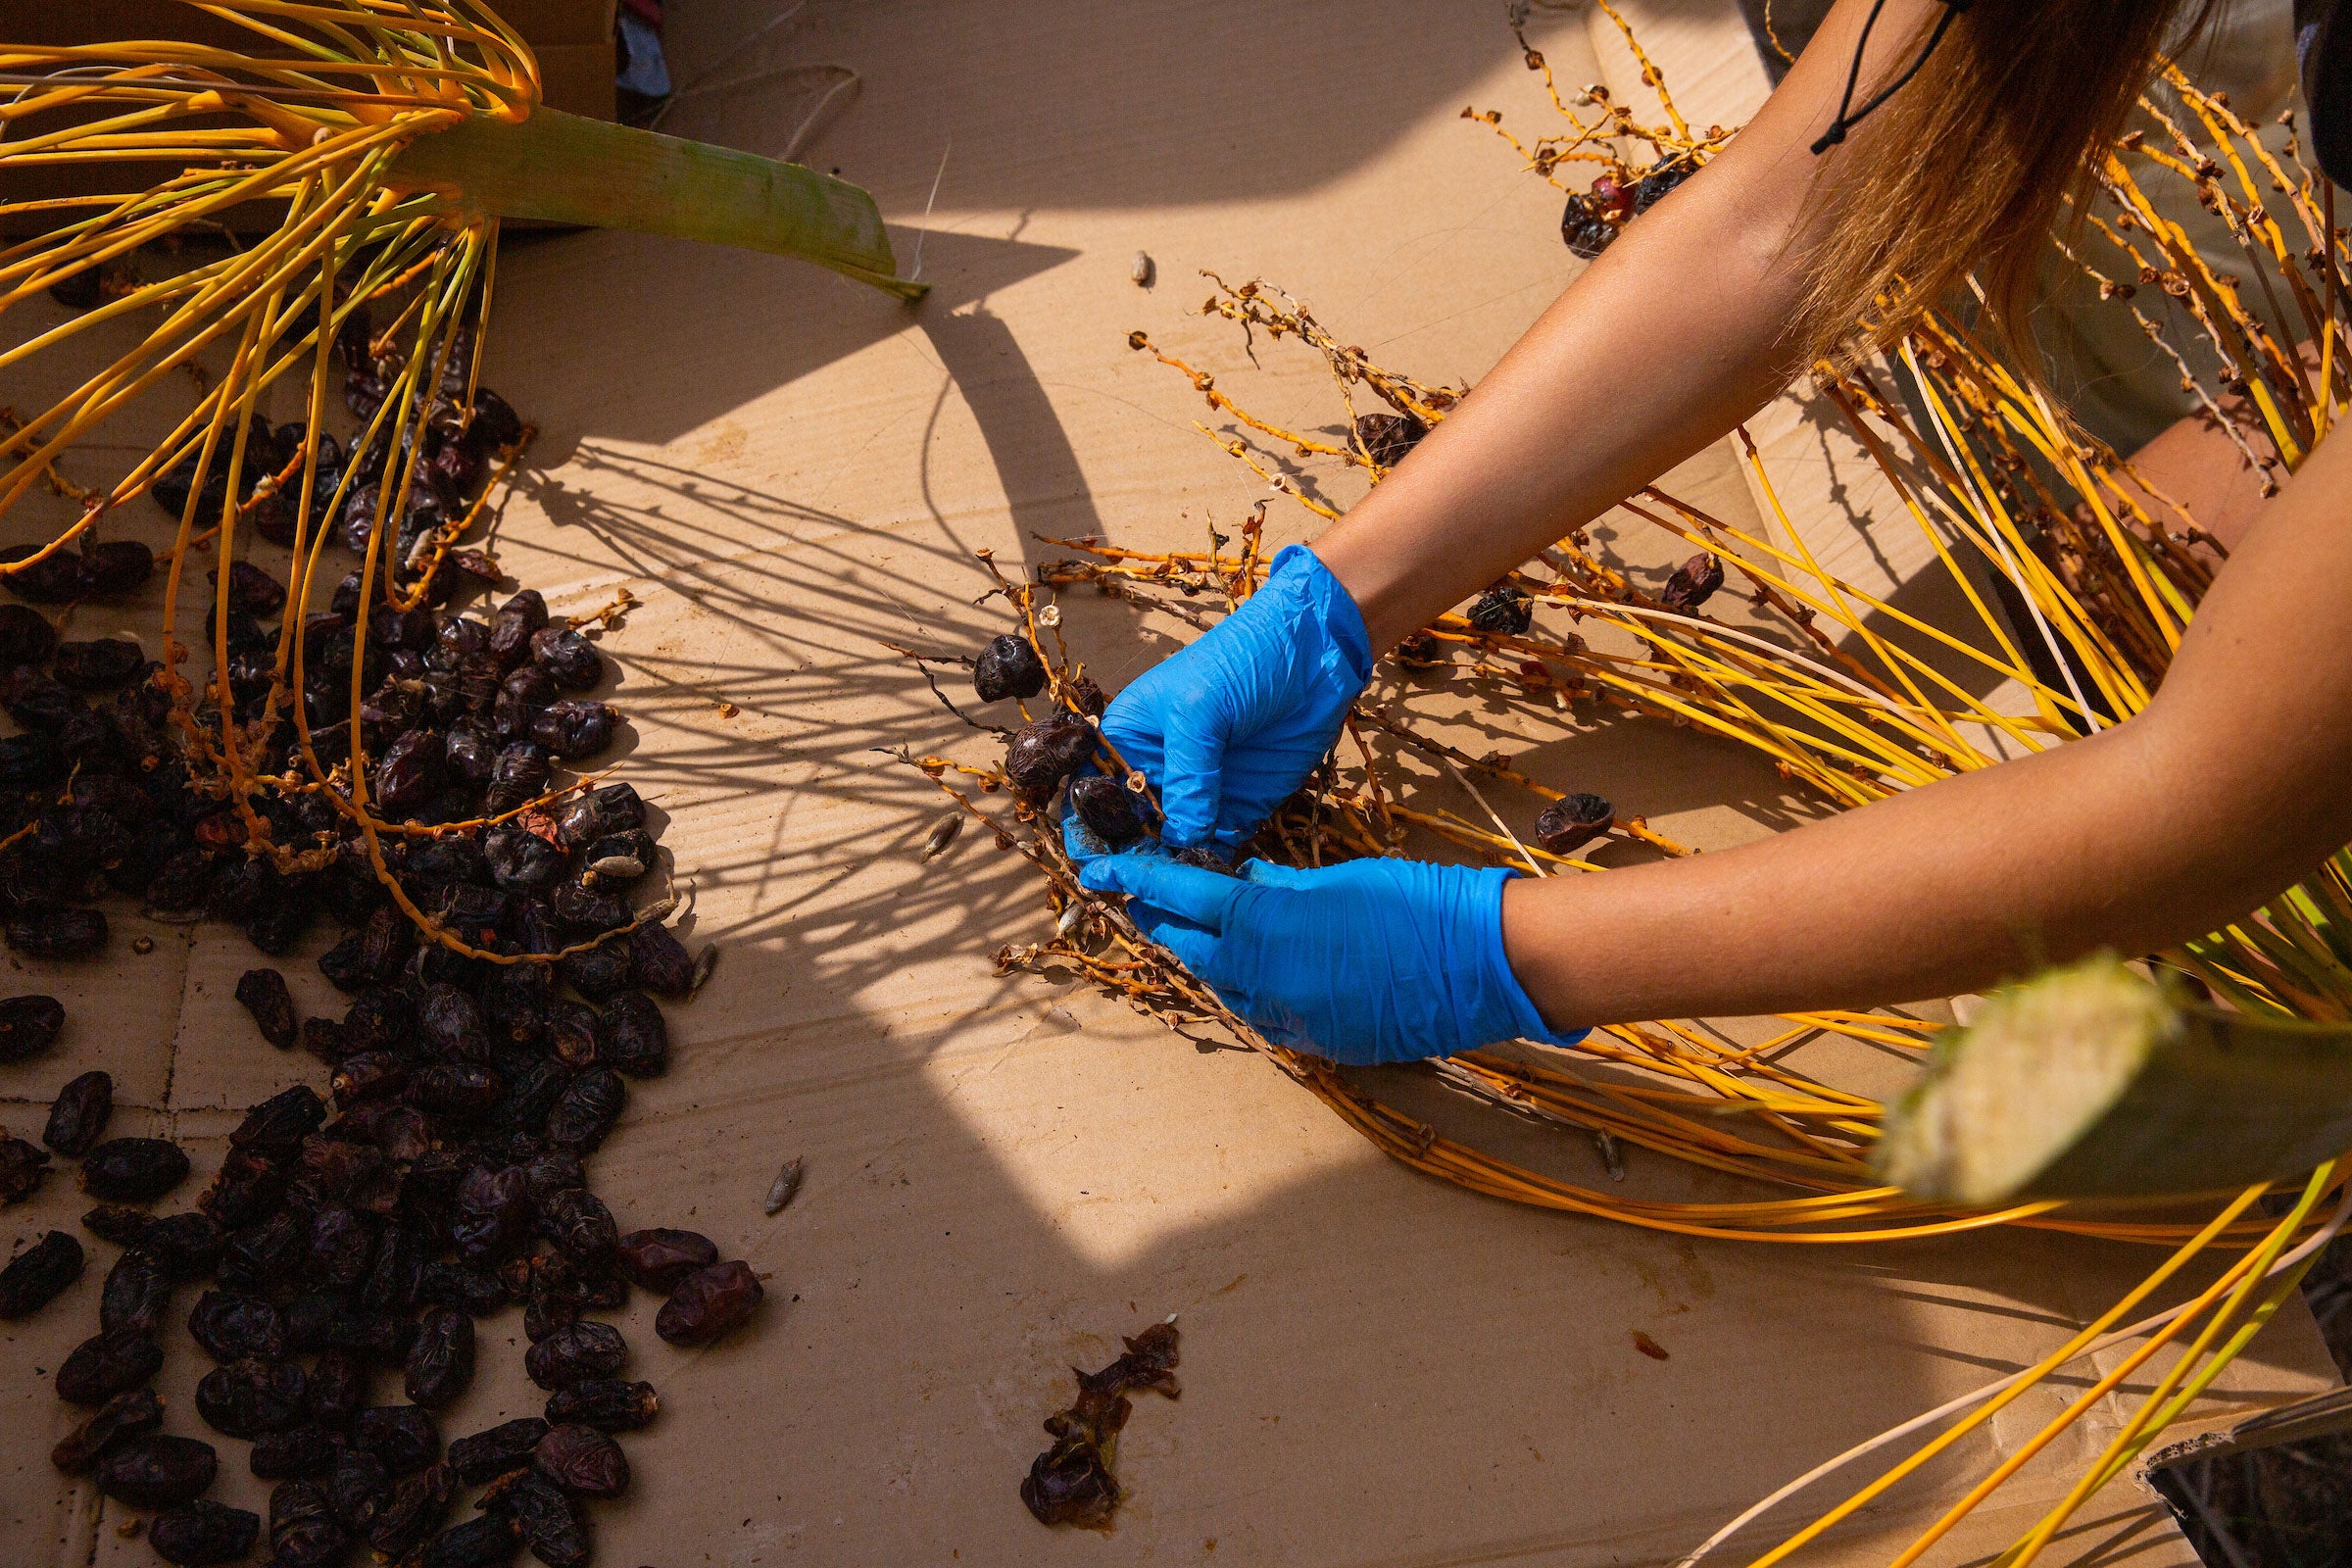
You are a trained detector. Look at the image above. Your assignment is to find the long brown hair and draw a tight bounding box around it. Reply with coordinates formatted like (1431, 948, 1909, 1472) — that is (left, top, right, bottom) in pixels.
(1794, 0, 2223, 369)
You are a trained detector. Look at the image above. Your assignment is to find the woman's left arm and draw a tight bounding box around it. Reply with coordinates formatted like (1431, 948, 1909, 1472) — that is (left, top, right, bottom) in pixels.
(1501, 424, 2352, 1029)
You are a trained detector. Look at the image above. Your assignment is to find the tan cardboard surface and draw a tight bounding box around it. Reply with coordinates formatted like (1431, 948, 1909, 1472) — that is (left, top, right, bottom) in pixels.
(2, 3, 2339, 1565)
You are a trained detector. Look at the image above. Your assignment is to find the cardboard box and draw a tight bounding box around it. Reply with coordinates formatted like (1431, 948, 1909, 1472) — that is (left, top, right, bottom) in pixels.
(2, 4, 2336, 1565)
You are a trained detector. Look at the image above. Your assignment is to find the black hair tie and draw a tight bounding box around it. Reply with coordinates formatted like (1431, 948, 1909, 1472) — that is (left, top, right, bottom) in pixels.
(1811, 0, 1974, 156)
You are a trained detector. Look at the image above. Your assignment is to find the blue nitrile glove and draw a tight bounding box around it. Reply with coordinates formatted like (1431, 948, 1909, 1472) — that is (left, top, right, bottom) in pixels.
(1078, 853, 1586, 1064)
(1098, 545, 1372, 851)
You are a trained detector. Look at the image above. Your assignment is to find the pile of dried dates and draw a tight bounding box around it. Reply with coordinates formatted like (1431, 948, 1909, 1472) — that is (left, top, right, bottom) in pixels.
(0, 351, 768, 1565)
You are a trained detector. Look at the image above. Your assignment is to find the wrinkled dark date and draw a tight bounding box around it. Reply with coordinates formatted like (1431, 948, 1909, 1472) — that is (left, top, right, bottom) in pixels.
(95, 1434, 219, 1507)
(7, 905, 108, 958)
(599, 992, 667, 1077)
(369, 1461, 458, 1558)
(231, 1083, 325, 1153)
(0, 1228, 83, 1318)
(185, 1290, 290, 1368)
(448, 1416, 549, 1485)
(79, 1136, 191, 1201)
(0, 992, 66, 1059)
(151, 1499, 262, 1566)
(50, 1385, 163, 1473)
(57, 1326, 164, 1404)
(419, 1512, 522, 1568)
(269, 1477, 350, 1568)
(354, 1402, 443, 1475)
(654, 1259, 762, 1348)
(1021, 1320, 1182, 1530)
(234, 966, 300, 1049)
(41, 1068, 112, 1156)
(405, 1305, 475, 1407)
(544, 1377, 660, 1432)
(522, 1318, 627, 1390)
(973, 632, 1048, 703)
(612, 1228, 715, 1293)
(194, 1355, 309, 1438)
(0, 1133, 50, 1203)
(533, 1421, 629, 1496)
(485, 1469, 588, 1568)
(99, 1249, 172, 1335)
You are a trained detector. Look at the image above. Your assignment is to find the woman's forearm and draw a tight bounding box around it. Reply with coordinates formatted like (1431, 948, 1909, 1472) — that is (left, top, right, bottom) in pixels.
(1311, 0, 1936, 651)
(1502, 423, 2352, 1030)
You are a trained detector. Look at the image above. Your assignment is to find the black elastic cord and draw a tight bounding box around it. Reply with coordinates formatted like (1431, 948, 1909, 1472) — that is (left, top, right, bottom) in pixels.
(1811, 0, 1973, 155)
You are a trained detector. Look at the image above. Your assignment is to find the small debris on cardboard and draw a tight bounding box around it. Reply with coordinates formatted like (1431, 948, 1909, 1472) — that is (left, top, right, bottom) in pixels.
(763, 1156, 806, 1215)
(1632, 1330, 1670, 1361)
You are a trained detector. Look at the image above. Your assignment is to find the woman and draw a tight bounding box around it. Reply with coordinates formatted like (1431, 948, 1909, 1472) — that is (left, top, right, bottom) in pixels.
(1071, 0, 2352, 1064)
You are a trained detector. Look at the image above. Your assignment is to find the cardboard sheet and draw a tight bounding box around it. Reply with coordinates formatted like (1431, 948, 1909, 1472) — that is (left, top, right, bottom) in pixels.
(1, 3, 2338, 1565)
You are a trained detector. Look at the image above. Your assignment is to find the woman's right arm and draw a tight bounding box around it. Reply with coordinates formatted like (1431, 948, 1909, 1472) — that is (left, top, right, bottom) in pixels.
(1314, 0, 1941, 647)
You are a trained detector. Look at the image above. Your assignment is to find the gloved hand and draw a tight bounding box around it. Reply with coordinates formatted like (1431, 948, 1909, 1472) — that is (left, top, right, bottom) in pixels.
(1077, 853, 1585, 1064)
(1097, 544, 1371, 851)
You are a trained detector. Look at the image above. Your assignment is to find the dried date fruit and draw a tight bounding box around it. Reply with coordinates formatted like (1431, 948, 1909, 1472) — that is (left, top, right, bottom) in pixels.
(203, 1149, 287, 1231)
(234, 967, 300, 1049)
(1003, 713, 1095, 800)
(58, 1328, 162, 1406)
(7, 905, 108, 958)
(220, 1208, 310, 1294)
(331, 1051, 410, 1104)
(448, 1417, 549, 1486)
(248, 1424, 339, 1480)
(95, 1434, 218, 1507)
(598, 992, 666, 1078)
(1660, 549, 1724, 611)
(655, 1259, 762, 1347)
(140, 1211, 226, 1280)
(409, 1061, 505, 1114)
(1561, 188, 1619, 258)
(0, 1228, 83, 1317)
(544, 1068, 623, 1153)
(322, 1304, 417, 1365)
(551, 878, 630, 931)
(544, 1000, 601, 1068)
(323, 1448, 391, 1532)
(527, 628, 602, 691)
(625, 921, 694, 996)
(51, 1386, 164, 1472)
(585, 828, 655, 883)
(0, 1134, 51, 1203)
(79, 539, 156, 599)
(195, 1355, 309, 1438)
(421, 1513, 523, 1568)
(269, 1478, 349, 1567)
(1534, 792, 1615, 856)
(0, 992, 66, 1060)
(536, 1188, 615, 1263)
(532, 1422, 628, 1496)
(405, 1306, 475, 1407)
(530, 700, 613, 759)
(53, 637, 147, 689)
(83, 1202, 154, 1248)
(307, 1348, 368, 1426)
(1465, 584, 1534, 636)
(522, 1319, 627, 1389)
(308, 1203, 377, 1288)
(43, 1068, 113, 1156)
(973, 633, 1047, 703)
(1068, 774, 1144, 846)
(0, 602, 58, 663)
(80, 1136, 190, 1201)
(483, 1469, 588, 1568)
(417, 1259, 507, 1316)
(100, 1248, 172, 1334)
(1020, 1319, 1180, 1529)
(612, 1228, 715, 1293)
(1354, 411, 1429, 466)
(452, 1165, 528, 1264)
(353, 1402, 443, 1475)
(489, 589, 549, 666)
(544, 1378, 659, 1433)
(483, 828, 564, 894)
(188, 1290, 286, 1362)
(557, 938, 631, 1000)
(152, 1499, 261, 1565)
(370, 1461, 458, 1557)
